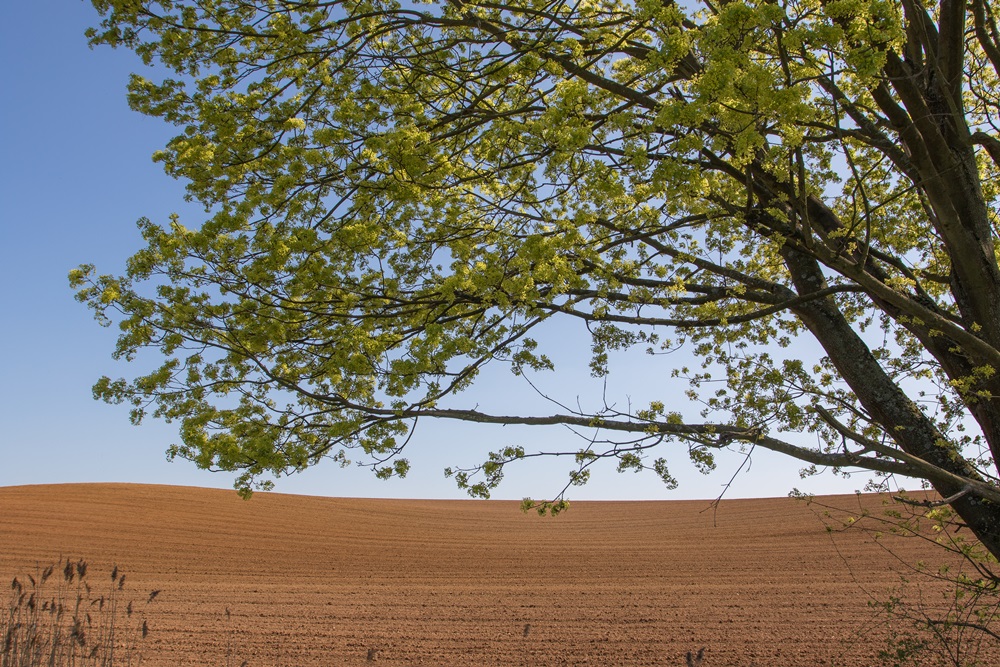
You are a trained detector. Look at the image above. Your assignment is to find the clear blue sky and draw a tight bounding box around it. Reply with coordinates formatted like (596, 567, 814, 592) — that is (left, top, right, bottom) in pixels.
(0, 1, 872, 501)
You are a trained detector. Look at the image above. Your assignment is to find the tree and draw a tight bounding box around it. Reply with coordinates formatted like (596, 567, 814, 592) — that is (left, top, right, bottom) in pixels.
(74, 0, 1000, 560)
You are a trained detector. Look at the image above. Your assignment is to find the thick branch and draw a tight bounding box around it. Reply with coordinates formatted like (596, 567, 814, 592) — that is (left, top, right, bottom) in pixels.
(815, 406, 1000, 504)
(380, 405, 920, 477)
(544, 285, 867, 328)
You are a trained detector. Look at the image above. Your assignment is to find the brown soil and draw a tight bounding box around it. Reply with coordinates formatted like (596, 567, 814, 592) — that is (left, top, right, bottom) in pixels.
(0, 483, 994, 666)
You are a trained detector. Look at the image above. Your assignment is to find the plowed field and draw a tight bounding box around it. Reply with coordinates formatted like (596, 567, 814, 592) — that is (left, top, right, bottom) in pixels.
(1, 484, 994, 666)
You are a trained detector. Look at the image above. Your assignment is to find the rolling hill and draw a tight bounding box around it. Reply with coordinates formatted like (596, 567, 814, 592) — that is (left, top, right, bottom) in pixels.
(0, 483, 989, 666)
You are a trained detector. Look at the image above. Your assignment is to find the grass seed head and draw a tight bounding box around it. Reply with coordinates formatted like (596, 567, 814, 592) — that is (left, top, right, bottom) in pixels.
(71, 619, 86, 647)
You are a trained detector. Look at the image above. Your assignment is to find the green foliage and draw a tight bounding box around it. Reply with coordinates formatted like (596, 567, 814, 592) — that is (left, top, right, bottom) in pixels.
(520, 497, 571, 516)
(76, 0, 1000, 565)
(810, 493, 1000, 664)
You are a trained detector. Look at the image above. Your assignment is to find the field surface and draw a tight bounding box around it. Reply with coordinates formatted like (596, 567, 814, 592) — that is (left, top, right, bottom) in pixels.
(1, 483, 994, 666)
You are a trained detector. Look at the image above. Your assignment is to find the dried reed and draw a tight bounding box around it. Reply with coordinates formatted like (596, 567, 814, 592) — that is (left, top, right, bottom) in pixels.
(1, 559, 157, 667)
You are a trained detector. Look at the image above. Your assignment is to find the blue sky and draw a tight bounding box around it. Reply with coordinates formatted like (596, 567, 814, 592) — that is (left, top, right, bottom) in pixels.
(0, 1, 874, 501)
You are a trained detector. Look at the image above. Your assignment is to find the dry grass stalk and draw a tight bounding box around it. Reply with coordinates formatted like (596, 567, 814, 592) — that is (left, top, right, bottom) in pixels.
(1, 559, 157, 667)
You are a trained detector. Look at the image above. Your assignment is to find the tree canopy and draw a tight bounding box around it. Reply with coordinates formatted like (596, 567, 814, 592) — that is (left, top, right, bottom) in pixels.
(75, 0, 1000, 557)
